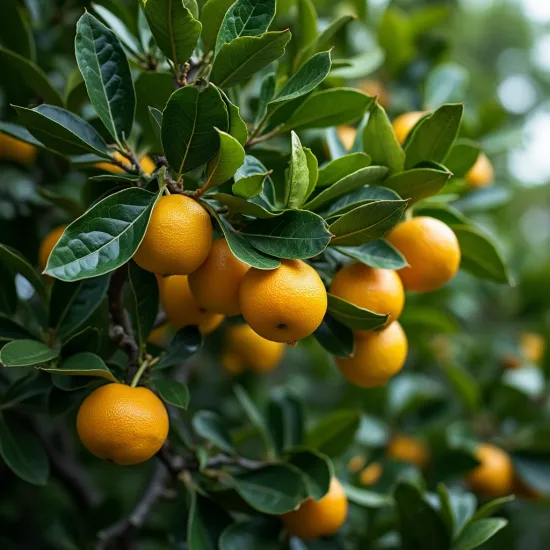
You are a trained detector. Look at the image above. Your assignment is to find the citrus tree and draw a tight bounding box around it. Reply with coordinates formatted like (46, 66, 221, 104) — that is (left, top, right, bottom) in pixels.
(0, 0, 523, 549)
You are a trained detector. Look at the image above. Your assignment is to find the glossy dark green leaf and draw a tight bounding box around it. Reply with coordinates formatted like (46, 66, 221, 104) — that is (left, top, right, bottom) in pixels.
(0, 414, 49, 485)
(296, 0, 317, 51)
(0, 339, 59, 367)
(473, 496, 514, 521)
(0, 0, 35, 61)
(344, 482, 393, 507)
(188, 491, 233, 550)
(211, 31, 292, 88)
(336, 240, 407, 269)
(322, 185, 400, 219)
(415, 204, 469, 226)
(128, 262, 159, 350)
(91, 4, 142, 56)
(162, 84, 228, 176)
(212, 193, 279, 219)
(233, 155, 271, 198)
(267, 390, 305, 455)
(317, 153, 372, 188)
(0, 244, 47, 302)
(148, 107, 163, 143)
(153, 379, 189, 409)
(140, 0, 201, 67)
(287, 449, 333, 500)
(192, 410, 235, 454)
(363, 102, 405, 173)
(220, 518, 280, 550)
(241, 210, 332, 259)
(201, 0, 236, 53)
(453, 519, 508, 550)
(223, 93, 248, 146)
(306, 409, 361, 458)
(303, 147, 318, 202)
(75, 12, 135, 143)
(40, 352, 118, 382)
(285, 131, 310, 209)
(0, 122, 44, 148)
(0, 315, 34, 342)
(327, 293, 388, 331)
(60, 327, 101, 357)
(445, 140, 481, 178)
(329, 200, 407, 246)
(45, 188, 159, 282)
(157, 326, 202, 369)
(204, 130, 246, 192)
(437, 486, 476, 538)
(405, 104, 464, 169)
(255, 72, 277, 125)
(215, 0, 276, 54)
(50, 275, 110, 340)
(384, 167, 451, 203)
(313, 315, 355, 358)
(425, 63, 470, 111)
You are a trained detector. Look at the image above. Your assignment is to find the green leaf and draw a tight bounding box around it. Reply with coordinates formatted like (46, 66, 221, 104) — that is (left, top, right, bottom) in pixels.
(0, 339, 59, 367)
(223, 93, 248, 146)
(384, 167, 451, 203)
(0, 244, 47, 302)
(0, 264, 17, 315)
(336, 240, 407, 270)
(153, 379, 190, 409)
(330, 49, 385, 79)
(233, 155, 271, 198)
(329, 200, 408, 246)
(45, 188, 160, 282)
(162, 84, 229, 177)
(91, 4, 142, 57)
(192, 410, 235, 454)
(282, 88, 373, 131)
(50, 275, 110, 340)
(287, 449, 333, 500)
(204, 129, 246, 192)
(212, 193, 278, 219)
(400, 306, 460, 334)
(211, 31, 291, 88)
(0, 315, 34, 342)
(0, 414, 49, 485)
(240, 210, 332, 259)
(304, 166, 388, 211)
(415, 204, 469, 226)
(201, 0, 236, 54)
(230, 464, 307, 514)
(453, 519, 508, 550)
(37, 187, 84, 218)
(157, 326, 202, 369)
(473, 496, 514, 521)
(267, 390, 304, 455)
(75, 12, 135, 144)
(378, 8, 415, 75)
(344, 482, 393, 507)
(40, 352, 118, 382)
(272, 51, 332, 104)
(61, 326, 101, 357)
(128, 262, 159, 350)
(140, 0, 201, 67)
(188, 491, 232, 550)
(296, 0, 317, 51)
(437, 485, 476, 538)
(313, 315, 355, 358)
(306, 409, 361, 458)
(220, 518, 280, 550)
(317, 153, 372, 188)
(285, 132, 310, 209)
(255, 73, 277, 125)
(0, 46, 64, 107)
(326, 293, 388, 331)
(321, 185, 400, 219)
(303, 147, 318, 202)
(363, 102, 405, 174)
(452, 225, 510, 284)
(0, 0, 35, 61)
(425, 63, 470, 111)
(445, 140, 481, 179)
(215, 0, 276, 55)
(0, 122, 44, 149)
(405, 104, 464, 169)
(441, 364, 480, 413)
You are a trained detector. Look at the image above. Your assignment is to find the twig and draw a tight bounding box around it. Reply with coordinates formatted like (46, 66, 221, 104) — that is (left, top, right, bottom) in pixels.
(246, 125, 282, 148)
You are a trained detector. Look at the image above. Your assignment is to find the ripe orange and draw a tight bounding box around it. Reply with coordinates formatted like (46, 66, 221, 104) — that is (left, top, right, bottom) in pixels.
(387, 434, 429, 469)
(330, 263, 405, 324)
(225, 323, 285, 373)
(336, 322, 408, 388)
(281, 477, 348, 540)
(188, 238, 249, 316)
(392, 111, 427, 145)
(386, 217, 461, 293)
(147, 323, 174, 348)
(134, 194, 213, 276)
(359, 462, 383, 486)
(158, 275, 224, 334)
(0, 133, 37, 165)
(238, 260, 327, 344)
(39, 225, 67, 271)
(520, 332, 545, 364)
(467, 443, 514, 497)
(76, 383, 168, 465)
(465, 152, 494, 188)
(337, 125, 357, 150)
(95, 151, 156, 175)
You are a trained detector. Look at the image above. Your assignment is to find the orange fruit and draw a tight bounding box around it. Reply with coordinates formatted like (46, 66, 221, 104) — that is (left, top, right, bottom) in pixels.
(158, 275, 224, 334)
(387, 434, 429, 469)
(147, 323, 174, 348)
(465, 152, 494, 188)
(347, 455, 366, 473)
(359, 462, 383, 486)
(239, 260, 327, 344)
(467, 443, 514, 497)
(76, 383, 168, 465)
(221, 351, 245, 376)
(520, 332, 546, 364)
(330, 263, 405, 324)
(281, 477, 348, 540)
(39, 225, 67, 271)
(359, 80, 389, 108)
(188, 238, 249, 316)
(134, 194, 213, 276)
(95, 151, 156, 175)
(225, 323, 285, 373)
(386, 217, 461, 293)
(336, 322, 408, 388)
(0, 133, 37, 165)
(392, 111, 427, 145)
(337, 125, 357, 150)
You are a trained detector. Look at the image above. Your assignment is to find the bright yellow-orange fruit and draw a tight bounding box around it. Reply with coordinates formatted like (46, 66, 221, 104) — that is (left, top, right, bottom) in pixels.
(239, 260, 327, 344)
(386, 217, 461, 293)
(330, 263, 405, 324)
(392, 111, 426, 145)
(95, 151, 156, 175)
(134, 194, 213, 276)
(336, 322, 408, 388)
(225, 323, 285, 373)
(76, 383, 168, 466)
(337, 125, 357, 150)
(147, 323, 174, 348)
(467, 443, 514, 497)
(359, 80, 389, 108)
(188, 238, 249, 316)
(520, 332, 546, 364)
(359, 462, 383, 486)
(158, 275, 223, 334)
(0, 133, 37, 165)
(387, 434, 429, 469)
(39, 225, 67, 271)
(465, 152, 494, 188)
(281, 477, 348, 540)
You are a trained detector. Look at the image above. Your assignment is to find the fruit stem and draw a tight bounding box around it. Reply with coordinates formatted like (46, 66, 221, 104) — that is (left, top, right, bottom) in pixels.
(130, 359, 150, 388)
